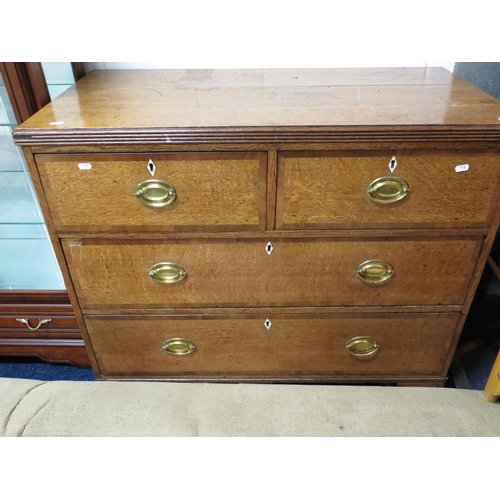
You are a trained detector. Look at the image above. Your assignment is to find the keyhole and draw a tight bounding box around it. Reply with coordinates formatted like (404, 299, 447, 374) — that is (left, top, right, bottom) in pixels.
(148, 159, 156, 176)
(388, 156, 397, 173)
(266, 242, 274, 256)
(264, 319, 272, 330)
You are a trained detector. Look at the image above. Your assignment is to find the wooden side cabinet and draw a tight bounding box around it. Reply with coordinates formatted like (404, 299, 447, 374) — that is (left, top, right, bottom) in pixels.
(0, 62, 89, 367)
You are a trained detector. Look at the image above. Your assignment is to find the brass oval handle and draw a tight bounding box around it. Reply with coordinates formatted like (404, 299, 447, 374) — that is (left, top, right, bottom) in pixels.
(367, 176, 410, 204)
(134, 179, 177, 208)
(162, 338, 196, 356)
(346, 336, 380, 357)
(149, 262, 187, 284)
(357, 259, 394, 284)
(16, 318, 52, 331)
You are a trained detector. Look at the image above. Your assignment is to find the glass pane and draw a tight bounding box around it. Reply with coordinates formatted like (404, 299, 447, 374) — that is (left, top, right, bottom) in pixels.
(0, 73, 17, 126)
(41, 62, 75, 85)
(0, 64, 67, 291)
(0, 236, 65, 290)
(47, 84, 73, 101)
(0, 126, 27, 172)
(0, 223, 48, 239)
(42, 63, 76, 101)
(0, 172, 44, 223)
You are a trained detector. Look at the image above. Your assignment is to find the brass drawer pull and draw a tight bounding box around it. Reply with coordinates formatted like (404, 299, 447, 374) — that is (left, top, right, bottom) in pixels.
(367, 176, 410, 204)
(134, 179, 177, 208)
(357, 259, 394, 284)
(346, 336, 380, 357)
(162, 338, 196, 356)
(149, 262, 187, 284)
(16, 318, 52, 331)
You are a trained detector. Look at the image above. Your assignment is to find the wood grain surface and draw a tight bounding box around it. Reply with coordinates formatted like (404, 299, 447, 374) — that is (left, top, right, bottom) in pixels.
(85, 313, 459, 378)
(36, 152, 267, 233)
(277, 151, 500, 229)
(63, 238, 481, 309)
(14, 68, 500, 146)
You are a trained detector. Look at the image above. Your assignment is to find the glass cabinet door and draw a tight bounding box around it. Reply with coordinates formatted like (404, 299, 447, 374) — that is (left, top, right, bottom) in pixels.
(0, 62, 89, 369)
(0, 70, 67, 290)
(41, 62, 77, 100)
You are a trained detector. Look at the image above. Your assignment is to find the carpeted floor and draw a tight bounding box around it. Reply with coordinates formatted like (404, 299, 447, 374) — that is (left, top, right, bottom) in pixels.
(0, 357, 95, 381)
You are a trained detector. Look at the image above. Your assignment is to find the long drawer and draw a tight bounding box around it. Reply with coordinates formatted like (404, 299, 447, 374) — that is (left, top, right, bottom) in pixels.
(276, 151, 500, 229)
(63, 237, 481, 309)
(36, 152, 267, 233)
(85, 313, 459, 378)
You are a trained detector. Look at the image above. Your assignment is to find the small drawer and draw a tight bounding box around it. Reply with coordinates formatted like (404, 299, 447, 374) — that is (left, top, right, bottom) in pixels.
(276, 151, 500, 229)
(63, 237, 480, 310)
(35, 152, 267, 233)
(85, 313, 459, 378)
(0, 315, 78, 331)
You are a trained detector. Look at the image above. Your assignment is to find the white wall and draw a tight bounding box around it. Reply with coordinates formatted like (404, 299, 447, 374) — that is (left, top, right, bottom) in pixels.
(77, 3, 465, 74)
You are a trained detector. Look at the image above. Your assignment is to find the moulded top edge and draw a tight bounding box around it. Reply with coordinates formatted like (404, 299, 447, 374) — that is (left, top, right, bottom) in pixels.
(13, 68, 500, 138)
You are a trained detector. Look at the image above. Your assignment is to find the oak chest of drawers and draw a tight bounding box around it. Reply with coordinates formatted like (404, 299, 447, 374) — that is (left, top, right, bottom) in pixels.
(14, 68, 500, 386)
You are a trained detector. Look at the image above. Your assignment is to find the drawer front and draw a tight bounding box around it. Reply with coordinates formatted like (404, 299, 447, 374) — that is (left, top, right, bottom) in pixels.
(36, 153, 267, 233)
(276, 151, 500, 229)
(0, 316, 78, 331)
(85, 313, 459, 378)
(0, 315, 80, 340)
(64, 238, 481, 309)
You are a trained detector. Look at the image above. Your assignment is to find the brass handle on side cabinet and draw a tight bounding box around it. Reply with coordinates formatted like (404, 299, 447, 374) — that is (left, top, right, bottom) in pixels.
(149, 263, 187, 284)
(162, 338, 196, 356)
(367, 176, 410, 204)
(16, 318, 52, 331)
(346, 337, 380, 357)
(134, 179, 177, 208)
(357, 260, 394, 284)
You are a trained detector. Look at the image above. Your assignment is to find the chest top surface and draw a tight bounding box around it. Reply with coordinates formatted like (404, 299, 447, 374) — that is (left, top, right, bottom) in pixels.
(13, 67, 500, 146)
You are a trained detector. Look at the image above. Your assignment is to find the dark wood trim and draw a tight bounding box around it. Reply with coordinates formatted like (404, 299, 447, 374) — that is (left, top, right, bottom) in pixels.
(24, 62, 50, 110)
(96, 375, 446, 386)
(0, 291, 71, 304)
(26, 141, 500, 155)
(71, 63, 86, 81)
(0, 338, 84, 347)
(14, 125, 500, 146)
(0, 343, 91, 368)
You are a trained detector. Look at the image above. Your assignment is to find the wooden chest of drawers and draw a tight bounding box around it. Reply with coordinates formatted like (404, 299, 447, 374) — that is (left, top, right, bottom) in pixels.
(14, 67, 500, 386)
